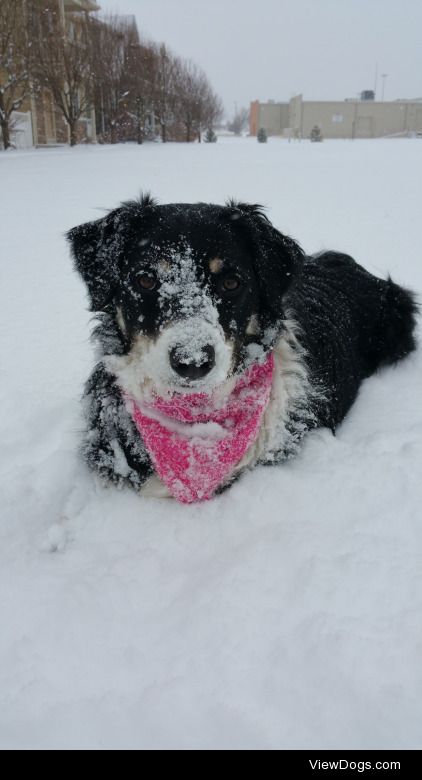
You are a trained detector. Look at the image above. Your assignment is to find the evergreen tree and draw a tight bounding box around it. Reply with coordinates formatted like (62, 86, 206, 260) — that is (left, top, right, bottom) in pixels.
(257, 127, 267, 143)
(310, 125, 323, 142)
(204, 128, 217, 143)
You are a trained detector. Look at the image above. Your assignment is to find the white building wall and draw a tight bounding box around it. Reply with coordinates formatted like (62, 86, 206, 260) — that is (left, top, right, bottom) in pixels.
(10, 112, 34, 149)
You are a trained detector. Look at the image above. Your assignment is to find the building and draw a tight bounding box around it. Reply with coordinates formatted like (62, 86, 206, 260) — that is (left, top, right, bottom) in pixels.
(250, 94, 422, 139)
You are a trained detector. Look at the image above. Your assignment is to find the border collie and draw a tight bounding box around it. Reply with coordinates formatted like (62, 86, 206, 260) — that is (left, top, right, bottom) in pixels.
(67, 196, 417, 502)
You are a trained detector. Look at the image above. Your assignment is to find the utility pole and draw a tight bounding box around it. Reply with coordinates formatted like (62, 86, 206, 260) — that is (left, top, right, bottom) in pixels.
(381, 74, 388, 102)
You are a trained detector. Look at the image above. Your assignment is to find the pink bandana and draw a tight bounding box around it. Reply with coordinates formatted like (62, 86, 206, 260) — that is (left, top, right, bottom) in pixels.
(127, 353, 274, 503)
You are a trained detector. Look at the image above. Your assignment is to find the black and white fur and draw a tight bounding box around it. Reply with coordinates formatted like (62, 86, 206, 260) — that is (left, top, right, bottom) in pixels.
(67, 196, 417, 496)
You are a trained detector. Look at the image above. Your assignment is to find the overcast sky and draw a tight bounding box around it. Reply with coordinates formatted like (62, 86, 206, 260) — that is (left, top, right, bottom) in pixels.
(101, 0, 422, 115)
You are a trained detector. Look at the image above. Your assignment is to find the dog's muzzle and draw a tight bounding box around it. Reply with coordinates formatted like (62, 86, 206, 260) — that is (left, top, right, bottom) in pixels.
(169, 344, 216, 381)
(108, 315, 234, 398)
(162, 317, 232, 390)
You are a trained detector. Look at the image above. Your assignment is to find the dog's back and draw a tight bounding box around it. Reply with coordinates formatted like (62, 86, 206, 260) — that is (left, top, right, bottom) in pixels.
(286, 252, 418, 431)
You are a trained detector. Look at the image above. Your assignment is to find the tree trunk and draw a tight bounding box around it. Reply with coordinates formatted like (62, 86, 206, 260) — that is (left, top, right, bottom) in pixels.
(0, 118, 11, 150)
(136, 101, 143, 144)
(0, 93, 11, 149)
(69, 120, 78, 147)
(110, 123, 118, 144)
(161, 122, 166, 143)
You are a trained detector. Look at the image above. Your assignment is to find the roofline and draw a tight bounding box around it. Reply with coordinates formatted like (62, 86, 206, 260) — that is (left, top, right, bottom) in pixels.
(256, 98, 422, 106)
(63, 0, 101, 12)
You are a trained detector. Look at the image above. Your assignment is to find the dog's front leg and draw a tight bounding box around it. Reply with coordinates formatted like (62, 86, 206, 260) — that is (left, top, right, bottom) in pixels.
(81, 363, 154, 490)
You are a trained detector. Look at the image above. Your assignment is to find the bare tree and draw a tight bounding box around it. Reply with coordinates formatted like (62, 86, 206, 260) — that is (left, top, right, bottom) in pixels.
(0, 0, 32, 150)
(31, 0, 95, 146)
(90, 17, 159, 145)
(176, 59, 199, 143)
(176, 60, 223, 143)
(153, 43, 179, 143)
(125, 38, 157, 144)
(198, 83, 223, 142)
(90, 14, 138, 144)
(228, 106, 249, 136)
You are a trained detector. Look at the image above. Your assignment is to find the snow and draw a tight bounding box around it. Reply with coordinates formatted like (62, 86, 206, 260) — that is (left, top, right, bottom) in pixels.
(1, 137, 421, 749)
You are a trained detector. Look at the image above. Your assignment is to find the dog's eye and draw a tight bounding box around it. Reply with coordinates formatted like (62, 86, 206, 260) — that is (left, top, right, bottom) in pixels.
(134, 272, 158, 292)
(221, 275, 241, 293)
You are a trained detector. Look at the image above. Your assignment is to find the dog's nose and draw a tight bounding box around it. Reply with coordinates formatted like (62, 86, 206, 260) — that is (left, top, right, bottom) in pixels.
(169, 344, 215, 381)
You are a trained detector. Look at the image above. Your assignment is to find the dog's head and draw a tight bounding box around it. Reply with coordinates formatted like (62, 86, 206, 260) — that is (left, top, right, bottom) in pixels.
(67, 195, 303, 398)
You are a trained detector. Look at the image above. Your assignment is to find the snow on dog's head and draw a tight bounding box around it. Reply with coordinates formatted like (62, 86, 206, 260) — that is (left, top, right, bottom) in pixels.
(105, 246, 233, 400)
(67, 194, 303, 400)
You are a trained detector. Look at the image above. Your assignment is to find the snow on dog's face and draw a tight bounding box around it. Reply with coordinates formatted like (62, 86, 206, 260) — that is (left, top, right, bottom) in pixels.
(68, 195, 303, 400)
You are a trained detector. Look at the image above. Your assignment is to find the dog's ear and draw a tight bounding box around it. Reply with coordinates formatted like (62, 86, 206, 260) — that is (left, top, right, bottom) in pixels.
(226, 200, 304, 325)
(67, 215, 116, 311)
(67, 193, 156, 311)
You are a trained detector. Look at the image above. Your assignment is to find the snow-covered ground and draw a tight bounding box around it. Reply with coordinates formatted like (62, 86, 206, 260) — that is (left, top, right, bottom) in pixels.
(1, 137, 421, 750)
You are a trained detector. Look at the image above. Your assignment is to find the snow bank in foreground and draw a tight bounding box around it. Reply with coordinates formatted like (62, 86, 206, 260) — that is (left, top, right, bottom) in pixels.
(0, 138, 421, 749)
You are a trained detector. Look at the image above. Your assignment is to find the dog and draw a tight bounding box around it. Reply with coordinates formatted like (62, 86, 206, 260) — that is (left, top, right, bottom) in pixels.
(67, 195, 417, 502)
